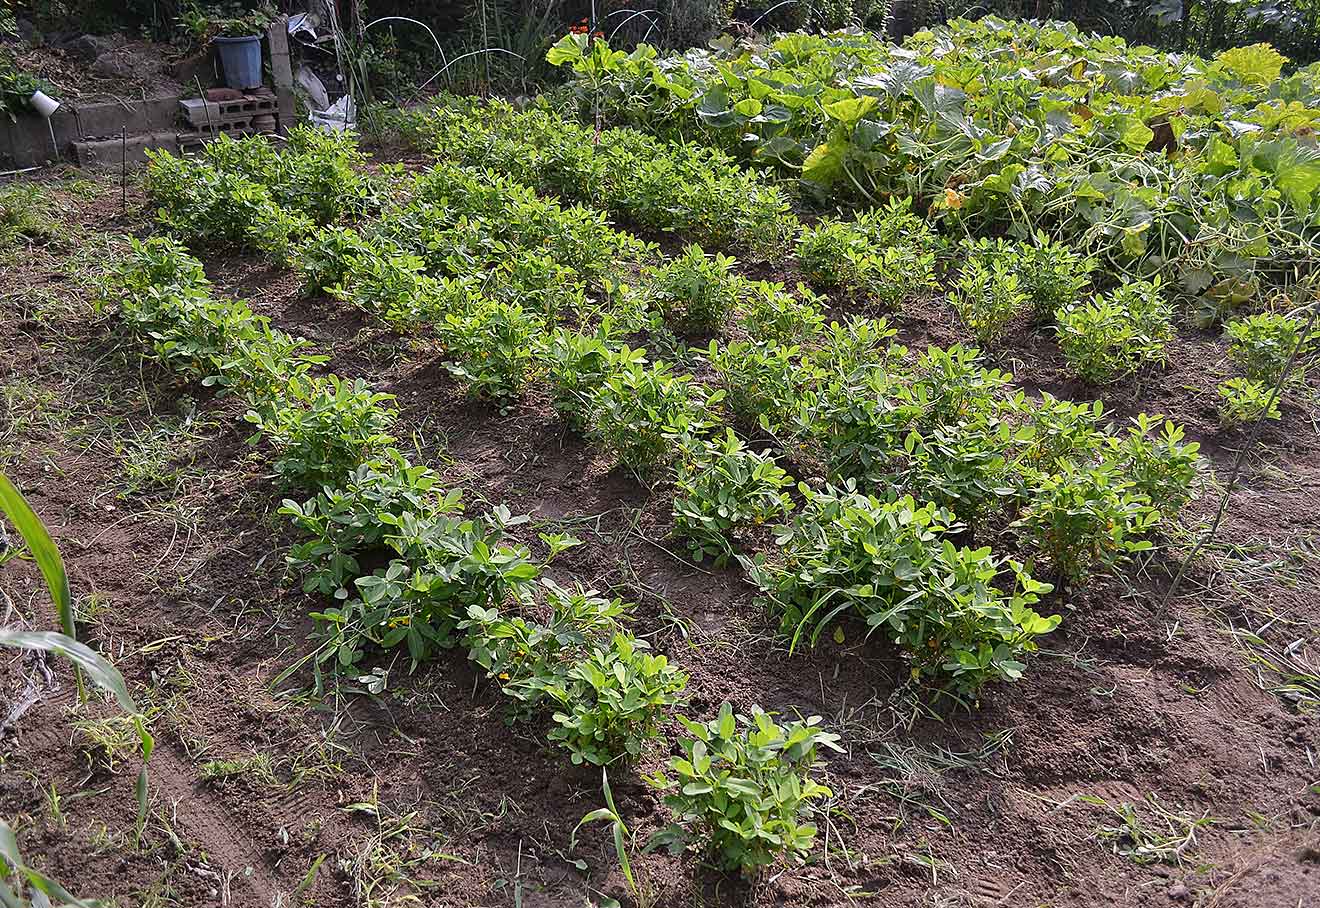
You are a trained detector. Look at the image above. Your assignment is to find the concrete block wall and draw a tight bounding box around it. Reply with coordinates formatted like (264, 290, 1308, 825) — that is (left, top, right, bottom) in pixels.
(1, 95, 183, 169)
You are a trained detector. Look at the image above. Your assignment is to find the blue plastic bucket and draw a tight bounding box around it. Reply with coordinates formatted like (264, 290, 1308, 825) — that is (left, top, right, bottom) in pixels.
(214, 35, 263, 89)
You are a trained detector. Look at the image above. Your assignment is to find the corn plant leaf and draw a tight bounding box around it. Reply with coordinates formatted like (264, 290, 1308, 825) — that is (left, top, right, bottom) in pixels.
(0, 817, 94, 907)
(0, 630, 139, 720)
(0, 630, 154, 839)
(0, 474, 74, 641)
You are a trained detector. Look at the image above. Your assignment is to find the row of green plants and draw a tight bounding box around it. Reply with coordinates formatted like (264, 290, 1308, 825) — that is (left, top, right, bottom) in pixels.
(546, 20, 1320, 313)
(101, 235, 841, 878)
(149, 117, 1318, 473)
(143, 122, 1215, 699)
(249, 151, 1061, 697)
(796, 207, 1167, 381)
(283, 164, 1211, 698)
(401, 96, 800, 263)
(392, 100, 1318, 412)
(145, 115, 1316, 423)
(697, 326, 1200, 691)
(795, 200, 1319, 414)
(248, 133, 1223, 692)
(143, 126, 377, 260)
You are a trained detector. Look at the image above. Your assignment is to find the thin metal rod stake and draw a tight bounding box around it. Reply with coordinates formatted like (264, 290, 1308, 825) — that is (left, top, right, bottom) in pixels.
(1159, 299, 1320, 612)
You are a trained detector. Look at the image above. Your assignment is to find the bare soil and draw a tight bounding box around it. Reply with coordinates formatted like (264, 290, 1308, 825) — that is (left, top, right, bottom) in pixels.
(8, 37, 188, 104)
(0, 166, 1317, 908)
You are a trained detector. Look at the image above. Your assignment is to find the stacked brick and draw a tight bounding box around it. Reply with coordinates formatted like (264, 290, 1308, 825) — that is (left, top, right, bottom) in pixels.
(179, 88, 280, 142)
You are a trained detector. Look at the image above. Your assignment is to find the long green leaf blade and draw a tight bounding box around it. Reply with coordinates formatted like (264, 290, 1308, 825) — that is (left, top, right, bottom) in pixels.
(0, 818, 94, 907)
(0, 630, 137, 715)
(0, 630, 153, 839)
(0, 475, 73, 641)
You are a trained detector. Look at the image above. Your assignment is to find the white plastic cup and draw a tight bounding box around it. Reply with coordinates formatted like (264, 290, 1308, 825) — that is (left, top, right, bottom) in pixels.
(29, 90, 61, 118)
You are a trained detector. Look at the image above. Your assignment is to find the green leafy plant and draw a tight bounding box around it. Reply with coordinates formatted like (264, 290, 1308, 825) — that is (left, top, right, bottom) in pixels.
(543, 633, 689, 766)
(646, 703, 841, 877)
(1012, 463, 1161, 581)
(329, 248, 475, 331)
(706, 340, 817, 431)
(145, 150, 312, 257)
(791, 365, 922, 486)
(1225, 311, 1315, 386)
(279, 453, 459, 598)
(319, 504, 540, 669)
(416, 100, 800, 261)
(487, 253, 590, 323)
(906, 410, 1030, 524)
(1216, 377, 1282, 425)
(590, 347, 717, 474)
(1105, 414, 1201, 514)
(463, 581, 626, 706)
(796, 216, 870, 290)
(737, 281, 826, 345)
(215, 7, 274, 37)
(572, 771, 649, 904)
(1018, 392, 1107, 473)
(540, 327, 613, 431)
(0, 49, 51, 120)
(107, 237, 317, 393)
(294, 226, 382, 295)
(1016, 232, 1095, 322)
(547, 24, 1317, 313)
(278, 125, 372, 224)
(1056, 279, 1174, 383)
(672, 430, 795, 566)
(145, 127, 370, 257)
(813, 315, 899, 377)
(0, 816, 94, 907)
(747, 486, 1059, 691)
(797, 207, 937, 307)
(440, 297, 543, 407)
(405, 162, 651, 284)
(0, 182, 56, 250)
(867, 244, 941, 309)
(793, 343, 1018, 497)
(642, 244, 742, 332)
(464, 582, 681, 764)
(245, 374, 398, 490)
(950, 252, 1029, 347)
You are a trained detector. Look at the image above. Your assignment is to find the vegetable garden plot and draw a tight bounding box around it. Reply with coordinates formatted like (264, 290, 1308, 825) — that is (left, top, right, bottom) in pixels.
(548, 18, 1320, 323)
(2, 24, 1319, 908)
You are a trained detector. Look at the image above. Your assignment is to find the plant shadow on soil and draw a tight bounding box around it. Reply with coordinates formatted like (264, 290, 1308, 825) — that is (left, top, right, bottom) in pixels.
(0, 171, 1317, 908)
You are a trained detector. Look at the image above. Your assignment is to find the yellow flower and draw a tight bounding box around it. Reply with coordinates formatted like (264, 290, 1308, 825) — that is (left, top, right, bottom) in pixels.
(943, 187, 965, 210)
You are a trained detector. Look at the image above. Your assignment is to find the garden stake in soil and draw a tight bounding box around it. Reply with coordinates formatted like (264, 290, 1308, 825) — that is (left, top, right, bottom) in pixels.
(1160, 298, 1320, 614)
